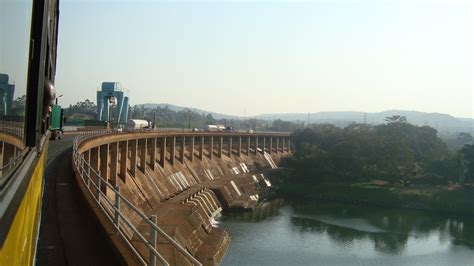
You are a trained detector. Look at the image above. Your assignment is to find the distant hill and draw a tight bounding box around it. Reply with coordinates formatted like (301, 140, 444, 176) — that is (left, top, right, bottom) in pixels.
(137, 103, 473, 134)
(255, 110, 474, 134)
(138, 103, 239, 120)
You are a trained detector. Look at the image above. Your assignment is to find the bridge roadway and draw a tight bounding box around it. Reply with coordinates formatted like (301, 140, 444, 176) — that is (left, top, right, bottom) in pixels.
(36, 134, 122, 265)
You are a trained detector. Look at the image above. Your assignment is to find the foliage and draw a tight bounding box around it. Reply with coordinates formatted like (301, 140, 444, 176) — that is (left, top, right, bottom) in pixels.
(10, 95, 26, 116)
(286, 116, 468, 184)
(460, 145, 474, 183)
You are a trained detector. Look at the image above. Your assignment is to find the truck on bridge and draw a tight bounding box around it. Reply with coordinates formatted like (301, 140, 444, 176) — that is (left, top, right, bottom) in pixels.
(50, 105, 64, 140)
(127, 119, 152, 129)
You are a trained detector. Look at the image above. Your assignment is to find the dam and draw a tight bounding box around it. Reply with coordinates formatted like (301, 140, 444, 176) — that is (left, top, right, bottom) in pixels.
(72, 130, 292, 265)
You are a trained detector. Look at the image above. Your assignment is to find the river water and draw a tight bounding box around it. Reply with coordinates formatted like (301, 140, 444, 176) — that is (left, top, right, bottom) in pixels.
(219, 200, 474, 265)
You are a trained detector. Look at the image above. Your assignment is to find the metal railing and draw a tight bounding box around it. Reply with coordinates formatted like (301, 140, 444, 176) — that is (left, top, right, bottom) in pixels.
(0, 121, 24, 139)
(72, 130, 202, 266)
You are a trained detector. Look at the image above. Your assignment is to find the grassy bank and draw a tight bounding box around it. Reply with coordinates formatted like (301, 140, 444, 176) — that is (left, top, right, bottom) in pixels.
(275, 179, 474, 216)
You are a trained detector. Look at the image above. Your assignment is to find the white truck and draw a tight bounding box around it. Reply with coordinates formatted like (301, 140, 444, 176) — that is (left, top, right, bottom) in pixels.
(127, 119, 151, 129)
(203, 125, 218, 131)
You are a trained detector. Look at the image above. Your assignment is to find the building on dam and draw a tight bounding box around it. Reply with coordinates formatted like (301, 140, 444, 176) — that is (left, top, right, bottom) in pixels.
(96, 82, 129, 123)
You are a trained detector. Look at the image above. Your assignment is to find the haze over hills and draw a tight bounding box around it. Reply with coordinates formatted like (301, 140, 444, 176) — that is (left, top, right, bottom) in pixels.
(256, 110, 474, 132)
(139, 103, 473, 134)
(139, 103, 239, 120)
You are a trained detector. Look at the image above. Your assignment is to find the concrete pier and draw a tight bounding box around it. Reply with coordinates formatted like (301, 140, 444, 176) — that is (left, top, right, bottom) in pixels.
(149, 138, 156, 170)
(238, 137, 242, 157)
(130, 140, 137, 176)
(119, 141, 127, 182)
(209, 136, 213, 159)
(199, 136, 204, 161)
(160, 137, 166, 168)
(109, 142, 118, 187)
(190, 136, 195, 162)
(180, 136, 185, 163)
(170, 136, 176, 165)
(218, 136, 223, 158)
(254, 137, 258, 155)
(138, 139, 147, 173)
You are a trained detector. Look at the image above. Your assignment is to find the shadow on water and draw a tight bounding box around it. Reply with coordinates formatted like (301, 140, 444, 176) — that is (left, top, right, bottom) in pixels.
(220, 198, 474, 264)
(288, 200, 474, 253)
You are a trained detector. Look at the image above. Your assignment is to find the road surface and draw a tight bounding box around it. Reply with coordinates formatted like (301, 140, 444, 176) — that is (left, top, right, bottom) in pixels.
(36, 135, 122, 265)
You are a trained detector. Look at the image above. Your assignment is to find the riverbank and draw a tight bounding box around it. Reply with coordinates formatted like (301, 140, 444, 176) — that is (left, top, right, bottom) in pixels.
(274, 178, 474, 216)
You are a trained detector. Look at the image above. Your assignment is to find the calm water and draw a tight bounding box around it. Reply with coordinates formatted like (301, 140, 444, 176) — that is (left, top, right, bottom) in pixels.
(219, 200, 474, 265)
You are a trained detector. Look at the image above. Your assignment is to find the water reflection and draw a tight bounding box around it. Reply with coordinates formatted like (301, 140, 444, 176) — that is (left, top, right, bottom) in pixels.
(289, 201, 474, 254)
(220, 199, 474, 265)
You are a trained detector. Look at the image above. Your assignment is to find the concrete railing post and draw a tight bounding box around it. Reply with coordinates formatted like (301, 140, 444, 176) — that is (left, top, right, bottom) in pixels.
(263, 137, 266, 154)
(229, 136, 233, 157)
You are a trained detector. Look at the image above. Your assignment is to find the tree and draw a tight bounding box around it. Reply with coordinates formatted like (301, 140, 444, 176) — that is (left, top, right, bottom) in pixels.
(457, 132, 473, 143)
(460, 144, 474, 183)
(205, 114, 215, 125)
(288, 121, 456, 184)
(11, 95, 26, 116)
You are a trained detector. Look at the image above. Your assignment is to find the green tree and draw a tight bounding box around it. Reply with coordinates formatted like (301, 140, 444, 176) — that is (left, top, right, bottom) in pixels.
(460, 144, 474, 183)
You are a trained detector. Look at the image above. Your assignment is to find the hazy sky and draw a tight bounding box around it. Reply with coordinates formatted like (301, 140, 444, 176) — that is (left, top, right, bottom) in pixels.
(55, 0, 473, 118)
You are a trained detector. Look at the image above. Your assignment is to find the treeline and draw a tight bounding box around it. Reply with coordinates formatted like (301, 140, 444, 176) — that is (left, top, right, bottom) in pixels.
(130, 105, 302, 131)
(286, 116, 474, 185)
(62, 99, 303, 131)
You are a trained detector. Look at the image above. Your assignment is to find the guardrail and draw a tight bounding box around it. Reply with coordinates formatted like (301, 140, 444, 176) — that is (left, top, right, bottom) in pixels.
(72, 129, 202, 266)
(0, 121, 24, 139)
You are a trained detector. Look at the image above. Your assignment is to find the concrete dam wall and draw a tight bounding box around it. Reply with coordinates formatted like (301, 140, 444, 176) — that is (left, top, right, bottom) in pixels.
(73, 131, 292, 265)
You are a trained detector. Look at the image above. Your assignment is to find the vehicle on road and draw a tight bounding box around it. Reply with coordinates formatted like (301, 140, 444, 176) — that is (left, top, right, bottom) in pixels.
(50, 105, 64, 140)
(127, 119, 151, 129)
(203, 125, 218, 131)
(224, 126, 237, 132)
